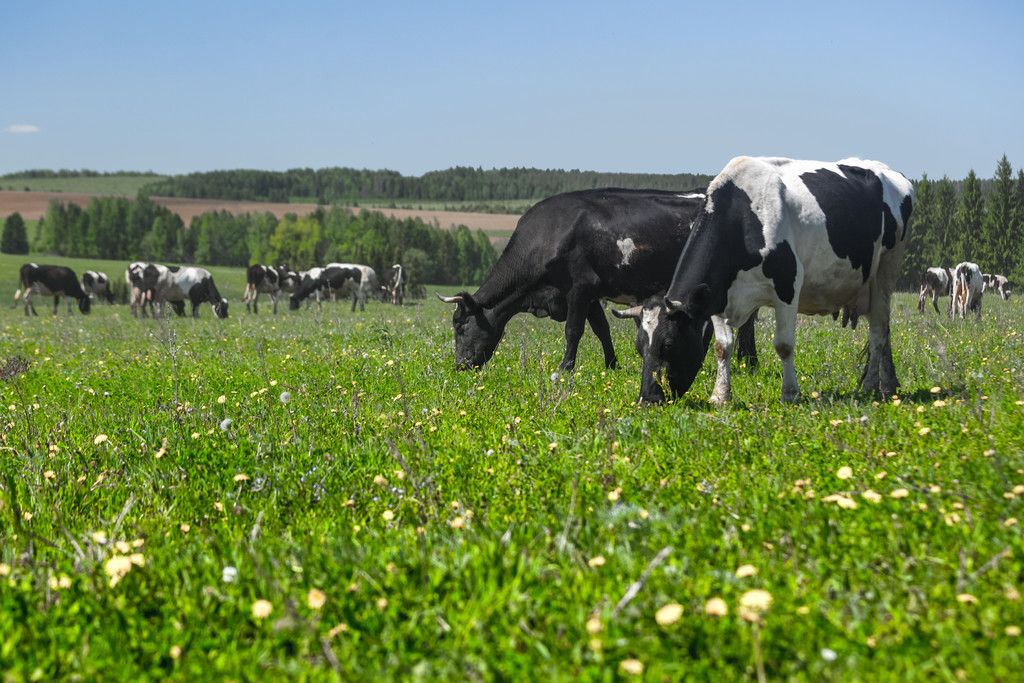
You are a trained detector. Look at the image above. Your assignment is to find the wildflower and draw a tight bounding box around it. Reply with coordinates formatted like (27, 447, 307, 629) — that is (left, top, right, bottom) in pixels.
(1006, 626, 1021, 637)
(449, 516, 465, 529)
(1004, 518, 1018, 527)
(217, 395, 227, 404)
(222, 566, 238, 583)
(280, 391, 291, 404)
(919, 427, 931, 436)
(43, 470, 55, 480)
(376, 597, 388, 610)
(170, 645, 182, 659)
(655, 603, 684, 626)
(862, 490, 883, 503)
(373, 475, 388, 487)
(619, 659, 644, 676)
(307, 588, 327, 610)
(92, 530, 108, 545)
(219, 418, 232, 431)
(956, 593, 977, 604)
(180, 524, 190, 533)
(891, 488, 910, 499)
(104, 555, 134, 587)
(115, 541, 131, 553)
(930, 386, 941, 394)
(738, 589, 774, 621)
(233, 473, 250, 482)
(252, 599, 274, 619)
(704, 597, 728, 616)
(735, 564, 758, 578)
(94, 434, 108, 445)
(382, 510, 394, 522)
(586, 615, 604, 634)
(0, 564, 10, 577)
(820, 648, 838, 662)
(588, 555, 606, 567)
(608, 488, 622, 502)
(836, 466, 853, 480)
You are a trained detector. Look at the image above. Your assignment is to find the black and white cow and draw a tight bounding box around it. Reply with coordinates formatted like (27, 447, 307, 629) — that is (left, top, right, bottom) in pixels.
(382, 264, 405, 305)
(143, 264, 229, 318)
(289, 264, 363, 311)
(336, 263, 380, 311)
(438, 188, 760, 373)
(633, 157, 913, 404)
(918, 266, 953, 314)
(952, 262, 983, 320)
(126, 261, 152, 317)
(243, 264, 299, 314)
(18, 264, 92, 316)
(81, 270, 115, 305)
(982, 273, 1012, 301)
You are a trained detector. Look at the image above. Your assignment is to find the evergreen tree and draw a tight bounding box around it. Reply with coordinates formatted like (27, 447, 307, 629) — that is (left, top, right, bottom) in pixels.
(981, 155, 1014, 273)
(1, 212, 30, 254)
(954, 171, 984, 263)
(933, 177, 958, 263)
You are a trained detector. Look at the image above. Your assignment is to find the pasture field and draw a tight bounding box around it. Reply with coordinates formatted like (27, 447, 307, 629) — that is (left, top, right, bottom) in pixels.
(0, 176, 166, 196)
(0, 281, 1022, 681)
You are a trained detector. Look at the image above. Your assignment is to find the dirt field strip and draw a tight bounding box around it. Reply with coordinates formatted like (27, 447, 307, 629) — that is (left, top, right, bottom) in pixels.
(0, 191, 521, 245)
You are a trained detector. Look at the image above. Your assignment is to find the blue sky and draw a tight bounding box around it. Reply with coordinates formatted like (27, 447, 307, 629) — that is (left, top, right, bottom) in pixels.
(3, 0, 1022, 180)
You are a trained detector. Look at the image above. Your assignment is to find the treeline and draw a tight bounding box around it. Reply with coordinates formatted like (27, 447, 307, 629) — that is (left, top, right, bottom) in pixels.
(902, 154, 1024, 289)
(138, 166, 715, 204)
(26, 196, 498, 289)
(3, 169, 158, 179)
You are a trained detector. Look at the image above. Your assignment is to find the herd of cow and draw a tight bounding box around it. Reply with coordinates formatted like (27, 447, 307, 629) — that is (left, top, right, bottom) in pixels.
(10, 156, 1016, 405)
(13, 262, 406, 319)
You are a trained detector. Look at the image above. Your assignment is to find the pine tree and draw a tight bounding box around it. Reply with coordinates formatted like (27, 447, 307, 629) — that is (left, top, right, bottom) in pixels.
(954, 171, 984, 262)
(1, 212, 30, 254)
(982, 155, 1014, 273)
(933, 177, 959, 262)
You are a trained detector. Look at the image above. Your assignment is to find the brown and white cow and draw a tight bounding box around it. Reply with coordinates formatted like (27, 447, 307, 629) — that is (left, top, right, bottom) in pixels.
(951, 262, 983, 320)
(918, 266, 953, 313)
(982, 273, 1012, 301)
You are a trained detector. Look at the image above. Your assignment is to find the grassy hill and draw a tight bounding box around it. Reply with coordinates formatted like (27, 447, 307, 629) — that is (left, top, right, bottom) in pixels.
(0, 174, 167, 195)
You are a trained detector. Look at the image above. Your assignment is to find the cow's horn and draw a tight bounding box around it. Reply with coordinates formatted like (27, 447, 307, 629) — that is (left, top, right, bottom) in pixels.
(664, 298, 684, 313)
(436, 293, 464, 304)
(611, 305, 643, 319)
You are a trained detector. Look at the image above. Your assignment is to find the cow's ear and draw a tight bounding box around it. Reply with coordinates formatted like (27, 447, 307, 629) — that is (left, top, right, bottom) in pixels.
(682, 284, 712, 318)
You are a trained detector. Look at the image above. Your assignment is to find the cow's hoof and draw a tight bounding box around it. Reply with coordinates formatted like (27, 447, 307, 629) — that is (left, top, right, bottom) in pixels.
(709, 392, 731, 406)
(781, 390, 802, 404)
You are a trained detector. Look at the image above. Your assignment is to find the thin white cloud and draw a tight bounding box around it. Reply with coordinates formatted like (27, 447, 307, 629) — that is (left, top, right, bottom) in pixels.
(7, 125, 41, 134)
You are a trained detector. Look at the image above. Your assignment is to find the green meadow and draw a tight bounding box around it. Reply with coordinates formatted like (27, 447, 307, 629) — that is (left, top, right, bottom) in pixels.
(0, 259, 1022, 680)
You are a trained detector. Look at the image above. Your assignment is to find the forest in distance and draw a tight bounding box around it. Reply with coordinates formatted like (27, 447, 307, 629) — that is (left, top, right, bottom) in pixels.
(3, 155, 1024, 289)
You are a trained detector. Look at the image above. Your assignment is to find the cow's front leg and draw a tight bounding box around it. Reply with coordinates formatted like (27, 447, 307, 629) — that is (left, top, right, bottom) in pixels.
(773, 305, 800, 402)
(709, 315, 734, 405)
(558, 294, 590, 372)
(586, 301, 617, 369)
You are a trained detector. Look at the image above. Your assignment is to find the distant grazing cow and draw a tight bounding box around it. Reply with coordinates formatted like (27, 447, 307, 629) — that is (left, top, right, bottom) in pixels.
(81, 270, 114, 304)
(243, 264, 298, 314)
(382, 264, 405, 305)
(632, 157, 913, 404)
(126, 262, 151, 317)
(982, 273, 1012, 301)
(918, 266, 953, 314)
(951, 262, 983, 320)
(289, 264, 362, 311)
(143, 264, 229, 318)
(19, 264, 92, 316)
(439, 188, 759, 373)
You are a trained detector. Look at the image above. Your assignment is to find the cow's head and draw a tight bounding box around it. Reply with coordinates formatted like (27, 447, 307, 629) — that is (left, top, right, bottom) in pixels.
(612, 292, 713, 404)
(438, 292, 503, 370)
(78, 296, 92, 315)
(213, 298, 229, 318)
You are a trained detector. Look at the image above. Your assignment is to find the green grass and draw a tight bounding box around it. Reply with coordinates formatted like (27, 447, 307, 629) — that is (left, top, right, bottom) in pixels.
(0, 286, 1022, 681)
(1, 175, 167, 195)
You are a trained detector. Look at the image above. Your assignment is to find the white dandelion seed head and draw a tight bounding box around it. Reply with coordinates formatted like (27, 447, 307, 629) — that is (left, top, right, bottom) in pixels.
(219, 418, 233, 431)
(279, 391, 291, 404)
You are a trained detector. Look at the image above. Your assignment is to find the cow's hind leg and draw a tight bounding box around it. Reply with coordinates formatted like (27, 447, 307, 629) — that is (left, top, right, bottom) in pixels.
(585, 301, 617, 370)
(773, 304, 801, 402)
(861, 284, 899, 396)
(709, 315, 735, 405)
(558, 293, 592, 372)
(735, 310, 758, 370)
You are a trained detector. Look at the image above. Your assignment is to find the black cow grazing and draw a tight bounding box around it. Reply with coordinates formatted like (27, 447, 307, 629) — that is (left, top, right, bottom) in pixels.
(918, 266, 953, 314)
(289, 265, 364, 312)
(81, 270, 115, 304)
(19, 264, 92, 316)
(634, 157, 913, 405)
(982, 273, 1012, 301)
(382, 264, 405, 305)
(952, 262, 983, 320)
(438, 188, 734, 373)
(143, 264, 229, 318)
(243, 264, 297, 314)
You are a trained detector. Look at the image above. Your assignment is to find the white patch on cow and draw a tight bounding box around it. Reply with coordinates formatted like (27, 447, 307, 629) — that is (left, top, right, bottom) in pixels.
(616, 238, 636, 266)
(677, 192, 705, 200)
(642, 306, 662, 348)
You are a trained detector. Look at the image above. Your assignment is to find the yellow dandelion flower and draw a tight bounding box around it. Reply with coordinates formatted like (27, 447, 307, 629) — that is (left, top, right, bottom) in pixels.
(891, 488, 910, 498)
(588, 555, 606, 567)
(217, 395, 227, 404)
(0, 563, 10, 577)
(704, 597, 728, 616)
(862, 490, 883, 503)
(104, 555, 133, 587)
(92, 530, 108, 545)
(252, 599, 274, 619)
(94, 434, 108, 445)
(735, 564, 758, 578)
(129, 553, 145, 567)
(449, 516, 465, 529)
(58, 575, 71, 589)
(115, 541, 131, 553)
(180, 524, 190, 533)
(382, 510, 394, 522)
(929, 485, 942, 493)
(875, 471, 887, 480)
(655, 603, 684, 626)
(373, 474, 388, 487)
(586, 615, 604, 634)
(619, 659, 644, 676)
(836, 466, 853, 480)
(43, 470, 55, 480)
(307, 588, 327, 610)
(956, 593, 977, 604)
(169, 645, 182, 659)
(796, 605, 811, 615)
(328, 623, 349, 638)
(233, 473, 250, 482)
(1014, 485, 1024, 495)
(1005, 625, 1021, 637)
(930, 386, 941, 394)
(376, 597, 388, 610)
(214, 502, 224, 512)
(608, 488, 621, 502)
(919, 427, 931, 436)
(1004, 518, 1018, 527)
